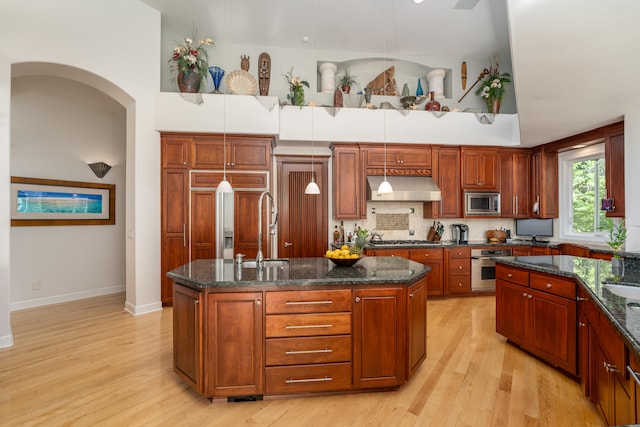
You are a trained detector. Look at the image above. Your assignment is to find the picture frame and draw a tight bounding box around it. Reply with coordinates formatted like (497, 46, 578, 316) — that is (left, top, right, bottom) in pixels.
(10, 176, 115, 226)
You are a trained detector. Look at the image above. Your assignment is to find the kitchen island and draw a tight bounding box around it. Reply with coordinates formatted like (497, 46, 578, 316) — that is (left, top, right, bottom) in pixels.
(494, 255, 640, 425)
(168, 256, 429, 400)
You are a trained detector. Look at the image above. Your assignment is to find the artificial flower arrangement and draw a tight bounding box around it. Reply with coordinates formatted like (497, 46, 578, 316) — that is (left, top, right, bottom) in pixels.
(476, 65, 511, 113)
(284, 67, 309, 106)
(168, 31, 214, 91)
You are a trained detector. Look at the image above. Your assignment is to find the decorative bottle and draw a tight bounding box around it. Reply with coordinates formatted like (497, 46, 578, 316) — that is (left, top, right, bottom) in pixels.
(425, 91, 441, 111)
(333, 226, 340, 245)
(416, 79, 424, 96)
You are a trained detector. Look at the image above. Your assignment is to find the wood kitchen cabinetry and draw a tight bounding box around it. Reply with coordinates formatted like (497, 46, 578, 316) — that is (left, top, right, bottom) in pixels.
(605, 131, 625, 217)
(499, 149, 531, 217)
(425, 147, 461, 218)
(332, 144, 363, 219)
(362, 145, 432, 172)
(461, 148, 499, 189)
(173, 284, 203, 394)
(407, 280, 427, 378)
(530, 147, 558, 218)
(444, 247, 471, 295)
(161, 133, 273, 304)
(409, 248, 444, 297)
(496, 265, 577, 375)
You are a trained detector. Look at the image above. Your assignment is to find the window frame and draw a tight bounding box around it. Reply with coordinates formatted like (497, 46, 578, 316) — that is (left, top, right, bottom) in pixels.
(558, 143, 606, 242)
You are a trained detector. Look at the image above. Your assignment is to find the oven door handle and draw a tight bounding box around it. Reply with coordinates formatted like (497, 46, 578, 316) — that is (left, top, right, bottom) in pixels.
(471, 256, 494, 260)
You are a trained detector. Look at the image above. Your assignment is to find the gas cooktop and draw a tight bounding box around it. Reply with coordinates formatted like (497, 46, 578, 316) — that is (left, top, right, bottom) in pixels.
(369, 240, 442, 246)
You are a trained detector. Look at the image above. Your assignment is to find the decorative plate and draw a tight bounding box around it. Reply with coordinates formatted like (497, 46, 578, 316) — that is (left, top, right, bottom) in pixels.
(225, 70, 258, 95)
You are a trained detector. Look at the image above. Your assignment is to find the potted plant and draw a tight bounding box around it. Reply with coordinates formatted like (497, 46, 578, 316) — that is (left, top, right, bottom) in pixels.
(337, 67, 357, 94)
(475, 65, 511, 114)
(168, 31, 214, 93)
(284, 67, 309, 106)
(606, 219, 627, 277)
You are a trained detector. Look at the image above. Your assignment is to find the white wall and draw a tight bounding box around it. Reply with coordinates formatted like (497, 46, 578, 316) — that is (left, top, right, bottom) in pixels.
(9, 76, 126, 309)
(625, 111, 640, 251)
(0, 0, 162, 348)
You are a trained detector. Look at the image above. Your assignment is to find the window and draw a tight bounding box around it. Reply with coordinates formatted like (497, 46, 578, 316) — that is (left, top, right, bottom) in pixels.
(558, 144, 606, 241)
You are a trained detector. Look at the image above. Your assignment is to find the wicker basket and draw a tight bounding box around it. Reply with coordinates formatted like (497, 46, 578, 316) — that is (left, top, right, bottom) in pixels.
(486, 230, 507, 243)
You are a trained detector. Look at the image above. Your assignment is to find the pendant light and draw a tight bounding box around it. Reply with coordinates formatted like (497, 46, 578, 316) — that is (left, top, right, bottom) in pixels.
(217, 95, 233, 193)
(377, 11, 393, 195)
(304, 9, 320, 195)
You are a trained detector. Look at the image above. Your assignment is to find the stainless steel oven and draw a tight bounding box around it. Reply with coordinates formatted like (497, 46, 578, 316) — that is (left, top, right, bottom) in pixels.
(471, 248, 512, 291)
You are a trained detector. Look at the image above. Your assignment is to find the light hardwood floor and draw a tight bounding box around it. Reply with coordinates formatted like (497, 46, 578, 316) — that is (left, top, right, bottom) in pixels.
(0, 293, 605, 426)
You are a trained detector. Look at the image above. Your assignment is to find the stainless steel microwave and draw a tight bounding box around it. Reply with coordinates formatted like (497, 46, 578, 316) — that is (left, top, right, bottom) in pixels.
(465, 191, 501, 216)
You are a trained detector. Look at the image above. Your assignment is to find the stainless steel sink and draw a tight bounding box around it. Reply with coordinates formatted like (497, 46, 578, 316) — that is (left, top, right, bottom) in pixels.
(603, 283, 640, 300)
(242, 259, 290, 269)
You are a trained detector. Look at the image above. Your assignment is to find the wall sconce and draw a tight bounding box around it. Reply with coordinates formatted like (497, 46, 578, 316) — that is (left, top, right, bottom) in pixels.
(88, 162, 111, 178)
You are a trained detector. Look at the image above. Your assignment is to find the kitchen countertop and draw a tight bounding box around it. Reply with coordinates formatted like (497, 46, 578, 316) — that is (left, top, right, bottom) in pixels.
(495, 255, 640, 357)
(167, 256, 429, 290)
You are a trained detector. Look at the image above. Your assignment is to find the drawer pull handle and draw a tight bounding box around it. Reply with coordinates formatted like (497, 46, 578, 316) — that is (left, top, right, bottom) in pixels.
(546, 283, 552, 289)
(285, 349, 332, 355)
(578, 322, 586, 327)
(522, 293, 528, 297)
(285, 376, 333, 384)
(577, 297, 588, 302)
(527, 294, 533, 299)
(604, 362, 619, 373)
(285, 324, 333, 329)
(507, 273, 513, 278)
(458, 266, 463, 270)
(285, 300, 332, 305)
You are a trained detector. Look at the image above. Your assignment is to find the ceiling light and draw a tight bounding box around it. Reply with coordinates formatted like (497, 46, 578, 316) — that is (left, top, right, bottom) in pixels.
(305, 179, 320, 194)
(217, 96, 233, 194)
(413, 0, 425, 4)
(377, 179, 393, 194)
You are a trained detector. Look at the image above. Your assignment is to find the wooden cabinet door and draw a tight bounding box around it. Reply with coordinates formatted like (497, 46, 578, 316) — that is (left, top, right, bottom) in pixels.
(409, 249, 444, 297)
(605, 132, 625, 217)
(407, 280, 427, 379)
(461, 149, 498, 189)
(496, 279, 527, 347)
(353, 288, 405, 389)
(173, 285, 203, 394)
(500, 149, 530, 217)
(426, 147, 461, 218)
(596, 344, 615, 425)
(206, 292, 264, 397)
(333, 145, 362, 219)
(578, 307, 592, 399)
(530, 149, 558, 218)
(191, 136, 225, 169)
(190, 190, 216, 260)
(364, 146, 431, 169)
(228, 137, 271, 170)
(512, 246, 531, 256)
(366, 248, 410, 258)
(162, 135, 190, 168)
(629, 357, 640, 423)
(234, 190, 263, 258)
(529, 289, 577, 375)
(161, 170, 188, 304)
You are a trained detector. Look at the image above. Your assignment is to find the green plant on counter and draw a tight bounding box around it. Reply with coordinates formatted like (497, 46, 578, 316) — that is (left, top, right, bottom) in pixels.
(605, 219, 627, 257)
(350, 228, 369, 256)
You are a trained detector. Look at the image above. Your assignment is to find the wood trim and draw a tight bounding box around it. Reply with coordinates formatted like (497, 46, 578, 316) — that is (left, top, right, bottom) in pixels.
(543, 121, 624, 153)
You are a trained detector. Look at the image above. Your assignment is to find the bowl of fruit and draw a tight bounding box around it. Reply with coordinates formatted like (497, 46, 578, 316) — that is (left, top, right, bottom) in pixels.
(325, 245, 364, 267)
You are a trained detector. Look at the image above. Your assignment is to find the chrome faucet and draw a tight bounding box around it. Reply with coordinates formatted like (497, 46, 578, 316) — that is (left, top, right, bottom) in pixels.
(256, 190, 277, 267)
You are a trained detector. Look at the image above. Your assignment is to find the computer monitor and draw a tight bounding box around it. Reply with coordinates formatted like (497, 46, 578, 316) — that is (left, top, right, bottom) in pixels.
(515, 218, 553, 243)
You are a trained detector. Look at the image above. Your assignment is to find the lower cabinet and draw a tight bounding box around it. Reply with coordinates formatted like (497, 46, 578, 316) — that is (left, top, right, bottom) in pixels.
(353, 287, 406, 389)
(445, 247, 471, 295)
(174, 283, 425, 399)
(495, 265, 577, 376)
(409, 249, 444, 297)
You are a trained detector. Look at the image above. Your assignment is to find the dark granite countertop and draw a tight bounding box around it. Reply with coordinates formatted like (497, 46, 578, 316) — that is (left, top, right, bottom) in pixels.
(495, 255, 640, 357)
(168, 256, 429, 290)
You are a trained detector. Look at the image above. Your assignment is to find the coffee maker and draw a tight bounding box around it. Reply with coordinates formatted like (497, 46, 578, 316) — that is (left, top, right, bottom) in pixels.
(451, 224, 469, 244)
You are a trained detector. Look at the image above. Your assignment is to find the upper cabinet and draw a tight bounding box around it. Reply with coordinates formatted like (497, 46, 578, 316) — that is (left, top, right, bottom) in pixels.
(191, 135, 272, 171)
(530, 147, 558, 218)
(499, 149, 531, 218)
(332, 144, 364, 219)
(605, 131, 625, 217)
(424, 146, 461, 218)
(461, 148, 499, 189)
(361, 144, 432, 173)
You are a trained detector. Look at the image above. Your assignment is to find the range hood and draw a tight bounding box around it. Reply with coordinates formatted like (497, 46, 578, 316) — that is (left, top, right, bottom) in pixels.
(366, 176, 442, 202)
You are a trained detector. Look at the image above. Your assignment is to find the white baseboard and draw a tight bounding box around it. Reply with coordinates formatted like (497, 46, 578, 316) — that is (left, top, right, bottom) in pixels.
(124, 300, 163, 316)
(0, 333, 14, 349)
(10, 285, 125, 311)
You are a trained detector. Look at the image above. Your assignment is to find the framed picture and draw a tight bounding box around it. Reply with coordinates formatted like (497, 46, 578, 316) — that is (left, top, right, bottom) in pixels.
(601, 198, 615, 212)
(10, 177, 115, 226)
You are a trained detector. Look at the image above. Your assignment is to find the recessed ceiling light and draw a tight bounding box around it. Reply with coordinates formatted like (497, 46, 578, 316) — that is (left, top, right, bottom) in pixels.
(302, 36, 310, 43)
(413, 0, 425, 4)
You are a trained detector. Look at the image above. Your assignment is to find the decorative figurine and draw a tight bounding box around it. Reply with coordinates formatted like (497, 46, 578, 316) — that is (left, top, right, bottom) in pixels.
(258, 52, 271, 96)
(240, 55, 250, 71)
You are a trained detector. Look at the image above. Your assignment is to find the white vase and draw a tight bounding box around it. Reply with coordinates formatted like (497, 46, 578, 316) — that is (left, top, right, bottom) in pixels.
(426, 69, 446, 99)
(318, 62, 338, 93)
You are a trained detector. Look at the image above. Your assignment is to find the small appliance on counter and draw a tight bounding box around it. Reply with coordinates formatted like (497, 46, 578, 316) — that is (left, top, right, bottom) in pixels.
(451, 224, 469, 244)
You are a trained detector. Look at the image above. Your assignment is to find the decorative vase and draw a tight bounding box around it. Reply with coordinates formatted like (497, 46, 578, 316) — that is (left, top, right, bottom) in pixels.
(341, 84, 351, 94)
(487, 97, 501, 114)
(177, 68, 202, 93)
(318, 62, 337, 93)
(208, 66, 225, 94)
(416, 79, 424, 96)
(402, 83, 410, 97)
(289, 85, 305, 106)
(426, 69, 446, 98)
(612, 256, 625, 277)
(425, 91, 441, 111)
(364, 87, 372, 104)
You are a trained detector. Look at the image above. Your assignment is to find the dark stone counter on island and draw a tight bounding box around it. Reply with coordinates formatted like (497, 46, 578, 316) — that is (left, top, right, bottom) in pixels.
(168, 256, 429, 290)
(495, 255, 640, 357)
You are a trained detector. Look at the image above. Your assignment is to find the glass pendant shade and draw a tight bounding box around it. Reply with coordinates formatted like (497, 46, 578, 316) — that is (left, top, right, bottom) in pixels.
(377, 179, 393, 194)
(217, 177, 233, 193)
(305, 178, 320, 194)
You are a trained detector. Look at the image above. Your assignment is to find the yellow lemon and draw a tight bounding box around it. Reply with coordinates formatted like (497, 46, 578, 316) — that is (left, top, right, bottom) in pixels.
(341, 245, 349, 251)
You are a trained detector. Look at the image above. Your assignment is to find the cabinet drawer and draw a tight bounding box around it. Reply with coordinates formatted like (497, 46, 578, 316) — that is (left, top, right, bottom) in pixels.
(530, 273, 576, 299)
(265, 363, 352, 394)
(266, 336, 351, 366)
(496, 266, 529, 287)
(266, 290, 352, 314)
(409, 248, 443, 261)
(266, 313, 351, 338)
(448, 247, 471, 259)
(448, 275, 471, 294)
(448, 259, 471, 275)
